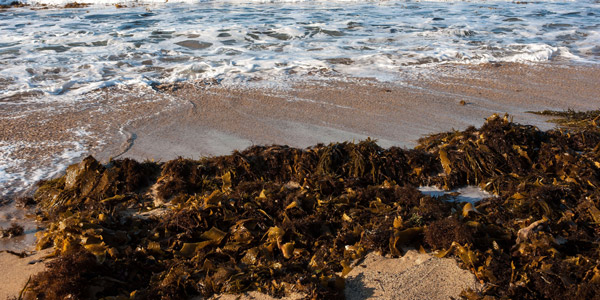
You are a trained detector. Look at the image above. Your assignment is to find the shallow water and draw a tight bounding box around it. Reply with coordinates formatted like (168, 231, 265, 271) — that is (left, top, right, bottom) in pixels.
(0, 0, 598, 101)
(0, 202, 40, 251)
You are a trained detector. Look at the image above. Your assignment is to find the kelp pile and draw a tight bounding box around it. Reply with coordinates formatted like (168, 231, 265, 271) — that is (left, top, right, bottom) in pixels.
(0, 223, 24, 238)
(25, 112, 600, 299)
(529, 109, 600, 129)
(63, 2, 90, 9)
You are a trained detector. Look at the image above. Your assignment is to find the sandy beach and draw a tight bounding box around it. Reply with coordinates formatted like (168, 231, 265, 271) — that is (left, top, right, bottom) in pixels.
(0, 249, 51, 300)
(1, 0, 599, 296)
(1, 249, 480, 300)
(0, 62, 599, 299)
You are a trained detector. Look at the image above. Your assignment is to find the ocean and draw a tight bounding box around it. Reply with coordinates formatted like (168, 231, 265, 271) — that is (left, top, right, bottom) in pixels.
(1, 0, 599, 101)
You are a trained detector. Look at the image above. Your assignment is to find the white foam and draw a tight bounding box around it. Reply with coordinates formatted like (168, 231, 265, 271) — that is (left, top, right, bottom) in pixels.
(4, 0, 201, 4)
(0, 140, 87, 197)
(0, 144, 25, 186)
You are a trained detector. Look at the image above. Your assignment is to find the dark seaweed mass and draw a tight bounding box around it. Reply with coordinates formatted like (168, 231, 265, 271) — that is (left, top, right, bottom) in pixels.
(0, 222, 24, 238)
(25, 112, 600, 300)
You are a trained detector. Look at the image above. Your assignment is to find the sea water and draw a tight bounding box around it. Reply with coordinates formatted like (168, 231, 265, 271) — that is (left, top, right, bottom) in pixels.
(0, 0, 598, 101)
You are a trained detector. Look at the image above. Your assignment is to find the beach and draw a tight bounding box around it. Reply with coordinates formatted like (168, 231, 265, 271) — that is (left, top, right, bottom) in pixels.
(2, 62, 598, 197)
(2, 0, 600, 197)
(1, 249, 481, 300)
(94, 62, 600, 163)
(1, 0, 600, 297)
(0, 61, 599, 299)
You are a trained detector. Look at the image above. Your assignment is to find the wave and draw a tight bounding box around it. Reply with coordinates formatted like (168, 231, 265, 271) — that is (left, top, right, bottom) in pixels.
(1, 0, 582, 6)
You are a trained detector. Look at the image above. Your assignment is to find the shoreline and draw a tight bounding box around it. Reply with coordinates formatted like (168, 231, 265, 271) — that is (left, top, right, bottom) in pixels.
(1, 62, 598, 199)
(94, 62, 600, 163)
(0, 61, 598, 298)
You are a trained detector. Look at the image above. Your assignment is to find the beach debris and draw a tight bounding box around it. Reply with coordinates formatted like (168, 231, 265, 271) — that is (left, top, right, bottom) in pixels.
(0, 1, 27, 9)
(15, 196, 36, 208)
(0, 223, 24, 238)
(0, 250, 30, 258)
(22, 111, 600, 299)
(63, 2, 89, 8)
(529, 109, 600, 129)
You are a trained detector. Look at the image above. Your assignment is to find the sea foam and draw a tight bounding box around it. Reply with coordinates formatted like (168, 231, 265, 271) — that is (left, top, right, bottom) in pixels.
(0, 0, 598, 101)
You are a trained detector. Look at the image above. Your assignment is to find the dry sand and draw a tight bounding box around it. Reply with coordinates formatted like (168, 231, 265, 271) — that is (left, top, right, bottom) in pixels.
(0, 249, 52, 300)
(0, 62, 599, 299)
(344, 251, 480, 300)
(189, 251, 481, 300)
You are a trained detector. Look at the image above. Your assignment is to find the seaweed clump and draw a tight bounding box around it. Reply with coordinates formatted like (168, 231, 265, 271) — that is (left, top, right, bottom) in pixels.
(0, 223, 24, 238)
(530, 109, 600, 129)
(24, 112, 600, 300)
(30, 250, 101, 299)
(0, 1, 27, 8)
(64, 2, 90, 8)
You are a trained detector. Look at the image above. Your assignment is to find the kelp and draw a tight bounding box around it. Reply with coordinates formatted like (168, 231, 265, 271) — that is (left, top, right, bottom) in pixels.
(23, 112, 600, 299)
(0, 1, 28, 9)
(63, 2, 89, 8)
(0, 222, 24, 238)
(529, 109, 600, 129)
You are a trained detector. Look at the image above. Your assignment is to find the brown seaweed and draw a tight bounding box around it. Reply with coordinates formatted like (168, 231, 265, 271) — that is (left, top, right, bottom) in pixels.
(0, 223, 24, 238)
(529, 109, 600, 129)
(22, 111, 600, 300)
(63, 2, 89, 8)
(0, 1, 28, 9)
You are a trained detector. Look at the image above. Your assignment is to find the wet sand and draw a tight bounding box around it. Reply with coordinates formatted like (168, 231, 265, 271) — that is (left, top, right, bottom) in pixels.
(0, 62, 599, 299)
(95, 62, 599, 163)
(0, 86, 181, 196)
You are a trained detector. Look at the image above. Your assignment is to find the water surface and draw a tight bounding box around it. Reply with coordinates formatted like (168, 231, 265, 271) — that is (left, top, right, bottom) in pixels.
(1, 0, 598, 100)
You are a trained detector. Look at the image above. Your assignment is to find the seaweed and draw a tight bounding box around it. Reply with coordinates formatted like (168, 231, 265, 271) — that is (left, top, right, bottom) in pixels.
(15, 196, 36, 208)
(0, 223, 24, 238)
(424, 217, 472, 249)
(529, 109, 600, 129)
(23, 111, 600, 300)
(63, 2, 89, 8)
(30, 250, 99, 299)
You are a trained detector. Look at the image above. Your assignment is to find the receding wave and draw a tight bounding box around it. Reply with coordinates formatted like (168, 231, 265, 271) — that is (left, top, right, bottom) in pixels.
(0, 0, 598, 100)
